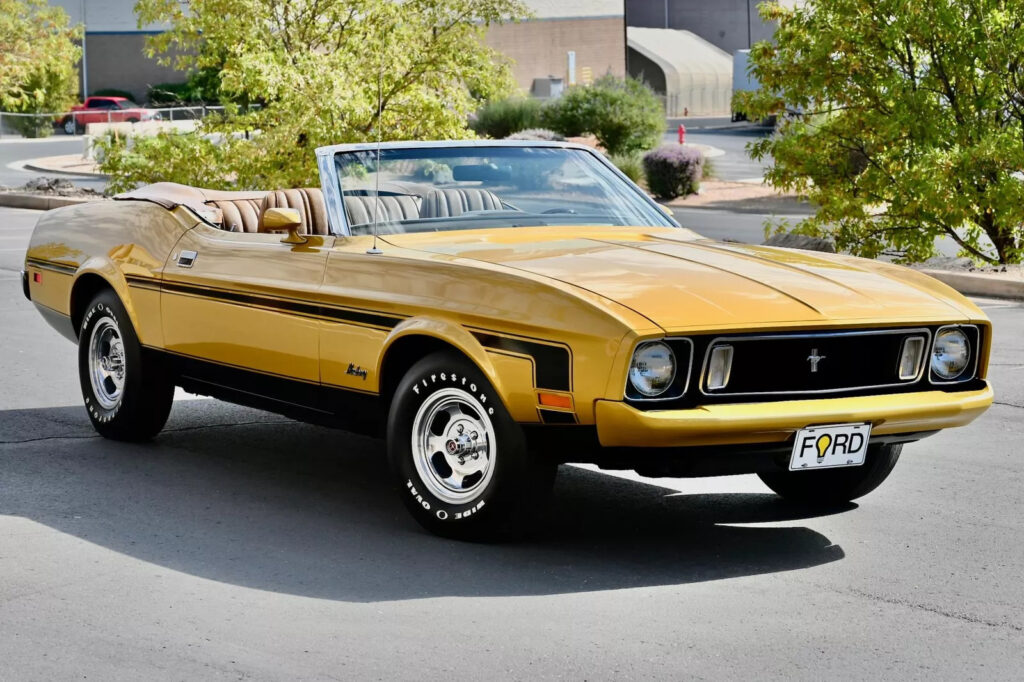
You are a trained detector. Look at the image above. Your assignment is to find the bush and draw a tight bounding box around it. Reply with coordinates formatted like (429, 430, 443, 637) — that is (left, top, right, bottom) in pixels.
(608, 151, 643, 183)
(90, 88, 135, 101)
(541, 76, 664, 156)
(642, 145, 703, 199)
(470, 97, 543, 139)
(505, 128, 564, 141)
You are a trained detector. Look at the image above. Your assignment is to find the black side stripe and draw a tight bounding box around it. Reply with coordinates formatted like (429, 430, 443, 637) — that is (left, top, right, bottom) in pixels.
(25, 258, 76, 275)
(471, 331, 572, 391)
(131, 276, 405, 329)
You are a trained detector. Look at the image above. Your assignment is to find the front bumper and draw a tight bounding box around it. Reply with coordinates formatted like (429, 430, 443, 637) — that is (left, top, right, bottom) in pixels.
(594, 384, 993, 448)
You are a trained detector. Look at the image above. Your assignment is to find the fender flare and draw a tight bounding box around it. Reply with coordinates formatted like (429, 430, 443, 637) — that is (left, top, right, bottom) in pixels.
(378, 317, 505, 398)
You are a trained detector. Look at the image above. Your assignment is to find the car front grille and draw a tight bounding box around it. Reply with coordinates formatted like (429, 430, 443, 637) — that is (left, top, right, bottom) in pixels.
(700, 328, 929, 397)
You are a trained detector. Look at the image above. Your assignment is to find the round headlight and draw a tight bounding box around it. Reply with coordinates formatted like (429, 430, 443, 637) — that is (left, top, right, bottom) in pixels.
(931, 328, 971, 380)
(629, 342, 676, 397)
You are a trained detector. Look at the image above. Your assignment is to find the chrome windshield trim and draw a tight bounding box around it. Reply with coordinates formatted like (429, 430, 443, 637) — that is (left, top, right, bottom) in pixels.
(698, 327, 933, 397)
(314, 140, 679, 236)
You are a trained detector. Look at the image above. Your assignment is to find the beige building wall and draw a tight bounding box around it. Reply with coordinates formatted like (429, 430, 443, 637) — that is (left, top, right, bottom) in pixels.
(484, 17, 626, 94)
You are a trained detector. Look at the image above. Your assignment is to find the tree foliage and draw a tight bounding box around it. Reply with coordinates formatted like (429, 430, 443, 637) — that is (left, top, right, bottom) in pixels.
(104, 0, 527, 189)
(541, 76, 664, 155)
(0, 0, 81, 137)
(737, 0, 1024, 264)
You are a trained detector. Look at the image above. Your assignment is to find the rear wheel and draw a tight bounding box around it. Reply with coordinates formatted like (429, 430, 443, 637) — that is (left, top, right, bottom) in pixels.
(62, 117, 78, 135)
(387, 352, 556, 541)
(78, 290, 174, 441)
(758, 443, 902, 504)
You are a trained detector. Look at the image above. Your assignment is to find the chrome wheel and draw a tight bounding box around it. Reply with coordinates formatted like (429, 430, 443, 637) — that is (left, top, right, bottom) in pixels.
(63, 118, 76, 135)
(411, 387, 496, 504)
(88, 317, 126, 410)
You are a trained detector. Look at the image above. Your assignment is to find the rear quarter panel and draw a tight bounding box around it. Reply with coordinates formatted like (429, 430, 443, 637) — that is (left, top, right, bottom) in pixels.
(25, 200, 195, 345)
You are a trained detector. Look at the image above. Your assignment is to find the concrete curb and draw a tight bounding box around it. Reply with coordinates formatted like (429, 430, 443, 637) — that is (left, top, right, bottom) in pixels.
(0, 193, 98, 210)
(919, 268, 1024, 301)
(20, 156, 107, 178)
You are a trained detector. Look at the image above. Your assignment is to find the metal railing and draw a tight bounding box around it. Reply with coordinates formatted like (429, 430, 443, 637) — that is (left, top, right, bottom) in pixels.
(0, 105, 234, 138)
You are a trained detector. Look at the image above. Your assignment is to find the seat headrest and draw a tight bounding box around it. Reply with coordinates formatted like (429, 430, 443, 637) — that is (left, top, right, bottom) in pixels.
(258, 188, 330, 235)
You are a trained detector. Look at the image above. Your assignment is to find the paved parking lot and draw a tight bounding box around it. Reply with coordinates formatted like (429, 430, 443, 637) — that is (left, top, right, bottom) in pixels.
(1, 206, 1022, 679)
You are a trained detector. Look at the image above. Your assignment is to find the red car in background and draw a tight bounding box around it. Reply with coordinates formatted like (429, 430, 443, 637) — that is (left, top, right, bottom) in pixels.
(58, 96, 161, 134)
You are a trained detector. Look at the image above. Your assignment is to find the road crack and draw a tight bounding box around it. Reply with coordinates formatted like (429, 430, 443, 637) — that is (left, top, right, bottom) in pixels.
(826, 584, 1023, 633)
(993, 400, 1024, 409)
(0, 418, 294, 445)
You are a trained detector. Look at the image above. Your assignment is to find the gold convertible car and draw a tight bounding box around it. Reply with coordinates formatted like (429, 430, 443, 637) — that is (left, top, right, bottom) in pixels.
(23, 141, 993, 539)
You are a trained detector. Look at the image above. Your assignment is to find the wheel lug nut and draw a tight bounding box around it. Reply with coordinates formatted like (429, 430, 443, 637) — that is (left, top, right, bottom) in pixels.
(471, 431, 478, 440)
(457, 425, 464, 434)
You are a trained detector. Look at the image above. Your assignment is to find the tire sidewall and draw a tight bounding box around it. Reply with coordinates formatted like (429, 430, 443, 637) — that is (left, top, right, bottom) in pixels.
(387, 354, 535, 534)
(78, 293, 141, 427)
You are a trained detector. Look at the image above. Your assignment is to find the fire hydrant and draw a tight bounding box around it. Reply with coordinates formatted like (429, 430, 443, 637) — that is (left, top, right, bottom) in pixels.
(678, 123, 686, 145)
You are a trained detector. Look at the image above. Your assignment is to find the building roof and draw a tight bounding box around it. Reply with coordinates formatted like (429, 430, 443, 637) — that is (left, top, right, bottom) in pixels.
(627, 27, 733, 116)
(523, 0, 624, 20)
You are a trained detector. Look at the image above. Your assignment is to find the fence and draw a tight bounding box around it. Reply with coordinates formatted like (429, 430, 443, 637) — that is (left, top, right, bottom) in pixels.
(0, 105, 233, 138)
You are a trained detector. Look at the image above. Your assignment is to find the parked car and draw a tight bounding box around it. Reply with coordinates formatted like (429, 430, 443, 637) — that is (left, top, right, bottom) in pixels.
(57, 96, 161, 134)
(21, 140, 993, 539)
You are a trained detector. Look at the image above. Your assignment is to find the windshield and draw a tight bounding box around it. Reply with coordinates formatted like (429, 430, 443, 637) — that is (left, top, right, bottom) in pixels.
(333, 146, 675, 235)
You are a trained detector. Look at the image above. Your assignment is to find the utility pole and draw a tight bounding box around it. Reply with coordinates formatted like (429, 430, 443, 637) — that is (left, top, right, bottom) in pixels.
(747, 0, 752, 48)
(80, 0, 88, 97)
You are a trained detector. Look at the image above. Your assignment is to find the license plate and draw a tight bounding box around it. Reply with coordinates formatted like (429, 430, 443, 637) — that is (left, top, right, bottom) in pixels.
(789, 423, 872, 471)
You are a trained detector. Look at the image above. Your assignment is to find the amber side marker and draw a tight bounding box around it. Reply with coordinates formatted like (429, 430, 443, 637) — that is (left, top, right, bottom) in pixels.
(538, 392, 572, 409)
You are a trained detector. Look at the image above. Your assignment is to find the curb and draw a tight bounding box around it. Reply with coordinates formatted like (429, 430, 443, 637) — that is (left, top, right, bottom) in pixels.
(21, 162, 108, 179)
(0, 193, 98, 210)
(919, 269, 1024, 301)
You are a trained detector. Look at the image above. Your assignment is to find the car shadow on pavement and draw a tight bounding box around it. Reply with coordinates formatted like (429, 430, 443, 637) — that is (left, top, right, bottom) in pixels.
(1, 402, 850, 602)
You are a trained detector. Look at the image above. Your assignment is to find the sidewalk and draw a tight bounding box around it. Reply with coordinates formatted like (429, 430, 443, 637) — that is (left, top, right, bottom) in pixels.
(664, 180, 815, 215)
(21, 153, 105, 178)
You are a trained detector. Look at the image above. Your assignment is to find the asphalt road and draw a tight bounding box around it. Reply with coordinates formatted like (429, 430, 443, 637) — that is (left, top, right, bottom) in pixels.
(0, 136, 106, 192)
(2, 207, 1023, 680)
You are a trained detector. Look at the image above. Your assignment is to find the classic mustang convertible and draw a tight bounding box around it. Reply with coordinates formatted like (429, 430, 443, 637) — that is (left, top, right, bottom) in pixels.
(23, 141, 993, 538)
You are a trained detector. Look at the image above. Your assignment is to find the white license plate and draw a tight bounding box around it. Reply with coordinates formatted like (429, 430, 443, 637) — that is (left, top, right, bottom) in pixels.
(789, 423, 872, 471)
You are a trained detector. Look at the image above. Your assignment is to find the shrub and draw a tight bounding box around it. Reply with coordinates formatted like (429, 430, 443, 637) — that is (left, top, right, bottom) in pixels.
(90, 88, 135, 101)
(148, 68, 223, 105)
(505, 128, 564, 141)
(541, 75, 664, 155)
(470, 97, 543, 139)
(642, 145, 703, 199)
(608, 151, 643, 183)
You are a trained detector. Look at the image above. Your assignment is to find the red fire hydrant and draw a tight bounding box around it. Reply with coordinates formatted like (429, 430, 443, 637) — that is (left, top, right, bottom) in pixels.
(678, 123, 686, 144)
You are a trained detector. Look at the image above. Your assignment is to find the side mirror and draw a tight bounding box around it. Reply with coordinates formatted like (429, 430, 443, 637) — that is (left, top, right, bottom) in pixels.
(261, 207, 307, 244)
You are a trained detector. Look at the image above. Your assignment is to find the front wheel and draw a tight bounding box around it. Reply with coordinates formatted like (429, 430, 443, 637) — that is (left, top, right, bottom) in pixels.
(758, 443, 902, 505)
(78, 290, 174, 441)
(387, 352, 556, 540)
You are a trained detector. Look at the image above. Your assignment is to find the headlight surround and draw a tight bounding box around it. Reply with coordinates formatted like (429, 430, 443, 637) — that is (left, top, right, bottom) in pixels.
(628, 341, 676, 397)
(930, 327, 971, 381)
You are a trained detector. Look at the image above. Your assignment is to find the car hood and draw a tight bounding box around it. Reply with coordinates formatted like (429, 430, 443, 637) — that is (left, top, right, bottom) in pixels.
(384, 227, 972, 332)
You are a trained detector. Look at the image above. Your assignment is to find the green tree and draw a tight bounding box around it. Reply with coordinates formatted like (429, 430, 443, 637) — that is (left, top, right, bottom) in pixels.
(105, 0, 527, 190)
(737, 0, 1024, 264)
(0, 0, 81, 137)
(542, 76, 664, 156)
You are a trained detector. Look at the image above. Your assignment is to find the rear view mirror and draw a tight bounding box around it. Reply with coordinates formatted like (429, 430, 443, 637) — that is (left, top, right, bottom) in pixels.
(452, 164, 511, 182)
(260, 207, 307, 244)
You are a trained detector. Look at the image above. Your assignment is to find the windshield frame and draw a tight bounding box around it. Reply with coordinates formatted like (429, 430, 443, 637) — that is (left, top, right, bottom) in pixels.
(314, 140, 680, 237)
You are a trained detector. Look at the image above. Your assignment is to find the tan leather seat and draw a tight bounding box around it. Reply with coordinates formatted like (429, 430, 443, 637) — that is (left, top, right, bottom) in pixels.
(258, 188, 331, 236)
(208, 198, 263, 233)
(419, 188, 503, 219)
(344, 195, 421, 230)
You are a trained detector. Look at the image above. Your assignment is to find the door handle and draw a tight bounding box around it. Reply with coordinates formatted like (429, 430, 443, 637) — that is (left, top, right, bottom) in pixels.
(177, 250, 198, 268)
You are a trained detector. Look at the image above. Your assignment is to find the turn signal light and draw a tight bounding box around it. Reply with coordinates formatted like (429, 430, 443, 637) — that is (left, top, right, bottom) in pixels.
(706, 345, 734, 390)
(538, 392, 572, 409)
(898, 336, 926, 380)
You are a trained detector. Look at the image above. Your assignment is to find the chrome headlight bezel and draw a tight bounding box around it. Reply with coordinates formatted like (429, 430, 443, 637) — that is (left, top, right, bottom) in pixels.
(929, 325, 978, 384)
(625, 338, 693, 401)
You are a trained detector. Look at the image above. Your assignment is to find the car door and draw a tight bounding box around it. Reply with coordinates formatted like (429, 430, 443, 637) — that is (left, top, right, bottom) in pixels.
(160, 222, 334, 404)
(81, 98, 113, 125)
